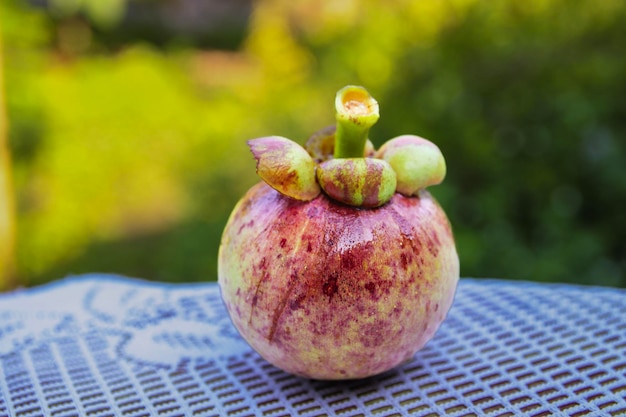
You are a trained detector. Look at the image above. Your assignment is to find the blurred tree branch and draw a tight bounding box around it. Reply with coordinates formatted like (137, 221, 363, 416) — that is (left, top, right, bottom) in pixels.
(0, 29, 17, 290)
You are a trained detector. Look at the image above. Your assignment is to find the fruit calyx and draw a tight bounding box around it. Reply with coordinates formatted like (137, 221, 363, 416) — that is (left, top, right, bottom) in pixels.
(248, 85, 446, 208)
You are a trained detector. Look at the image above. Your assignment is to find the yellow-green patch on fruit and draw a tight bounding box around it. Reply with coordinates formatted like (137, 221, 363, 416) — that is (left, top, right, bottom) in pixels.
(376, 135, 446, 196)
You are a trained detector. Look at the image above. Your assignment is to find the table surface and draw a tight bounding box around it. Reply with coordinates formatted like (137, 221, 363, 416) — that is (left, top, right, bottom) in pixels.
(0, 275, 624, 417)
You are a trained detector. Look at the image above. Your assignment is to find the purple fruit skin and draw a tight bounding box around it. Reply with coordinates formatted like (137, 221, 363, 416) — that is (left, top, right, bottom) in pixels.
(218, 182, 459, 380)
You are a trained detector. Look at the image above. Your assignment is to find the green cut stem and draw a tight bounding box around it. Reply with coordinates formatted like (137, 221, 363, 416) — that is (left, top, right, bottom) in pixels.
(334, 85, 380, 159)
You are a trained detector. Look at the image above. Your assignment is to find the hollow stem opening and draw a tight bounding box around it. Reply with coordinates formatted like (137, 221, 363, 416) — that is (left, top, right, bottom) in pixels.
(333, 86, 380, 159)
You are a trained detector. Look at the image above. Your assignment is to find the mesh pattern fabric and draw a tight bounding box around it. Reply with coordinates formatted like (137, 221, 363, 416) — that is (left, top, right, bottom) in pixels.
(0, 274, 624, 417)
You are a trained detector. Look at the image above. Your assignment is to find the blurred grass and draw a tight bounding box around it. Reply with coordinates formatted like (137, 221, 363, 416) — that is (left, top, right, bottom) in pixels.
(1, 0, 625, 288)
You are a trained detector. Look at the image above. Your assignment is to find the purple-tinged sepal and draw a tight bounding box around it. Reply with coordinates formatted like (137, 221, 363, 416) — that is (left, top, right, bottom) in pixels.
(248, 136, 321, 201)
(317, 158, 396, 208)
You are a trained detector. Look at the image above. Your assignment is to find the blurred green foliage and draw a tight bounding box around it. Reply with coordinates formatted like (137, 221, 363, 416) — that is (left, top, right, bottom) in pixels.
(1, 0, 624, 288)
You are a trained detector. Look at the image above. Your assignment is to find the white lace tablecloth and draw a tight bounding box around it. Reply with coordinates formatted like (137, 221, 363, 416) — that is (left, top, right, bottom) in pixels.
(0, 274, 625, 416)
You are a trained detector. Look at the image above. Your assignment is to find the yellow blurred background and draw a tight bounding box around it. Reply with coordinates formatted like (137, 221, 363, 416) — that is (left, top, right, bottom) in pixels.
(1, 0, 625, 289)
